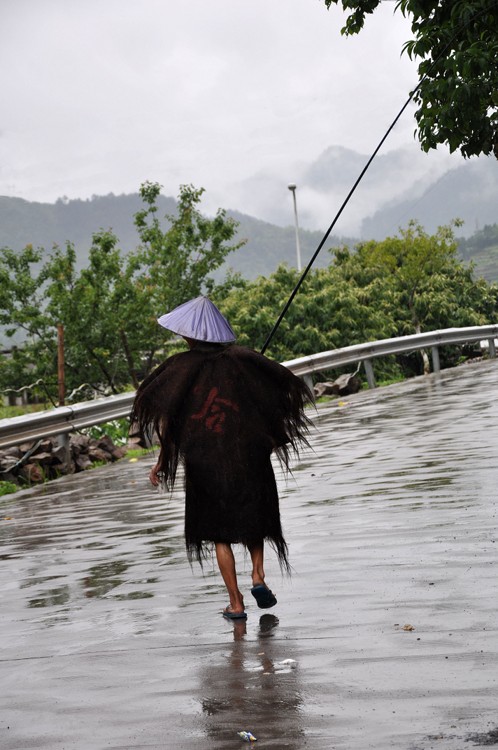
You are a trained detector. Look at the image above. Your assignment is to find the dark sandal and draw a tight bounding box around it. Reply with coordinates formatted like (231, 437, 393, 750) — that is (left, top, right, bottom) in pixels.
(222, 605, 247, 620)
(251, 584, 277, 609)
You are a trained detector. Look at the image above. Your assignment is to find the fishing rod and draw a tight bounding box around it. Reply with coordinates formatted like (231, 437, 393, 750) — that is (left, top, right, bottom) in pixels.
(260, 2, 497, 355)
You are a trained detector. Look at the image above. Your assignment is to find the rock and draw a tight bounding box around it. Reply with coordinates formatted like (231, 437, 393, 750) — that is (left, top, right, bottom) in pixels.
(314, 373, 362, 398)
(30, 451, 54, 466)
(314, 381, 337, 398)
(18, 463, 45, 484)
(93, 435, 127, 460)
(19, 441, 36, 453)
(96, 435, 116, 454)
(332, 373, 361, 396)
(128, 422, 142, 438)
(70, 435, 91, 455)
(0, 470, 18, 484)
(74, 454, 92, 471)
(51, 444, 69, 465)
(125, 436, 144, 450)
(110, 446, 127, 460)
(31, 439, 54, 456)
(2, 430, 126, 482)
(57, 458, 76, 476)
(1, 446, 23, 460)
(0, 456, 19, 473)
(128, 423, 154, 448)
(88, 447, 112, 463)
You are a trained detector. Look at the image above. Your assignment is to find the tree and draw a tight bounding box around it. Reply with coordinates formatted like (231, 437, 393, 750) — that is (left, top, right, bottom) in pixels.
(219, 263, 398, 364)
(322, 0, 498, 159)
(221, 221, 498, 381)
(332, 220, 498, 372)
(0, 183, 244, 400)
(45, 232, 144, 393)
(130, 181, 245, 375)
(0, 244, 57, 402)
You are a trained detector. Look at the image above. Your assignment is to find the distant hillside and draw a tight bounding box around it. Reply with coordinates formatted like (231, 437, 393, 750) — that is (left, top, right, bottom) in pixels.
(0, 193, 353, 279)
(0, 193, 175, 264)
(457, 224, 498, 283)
(225, 210, 351, 278)
(2, 141, 497, 276)
(229, 144, 497, 239)
(362, 156, 498, 239)
(2, 187, 498, 283)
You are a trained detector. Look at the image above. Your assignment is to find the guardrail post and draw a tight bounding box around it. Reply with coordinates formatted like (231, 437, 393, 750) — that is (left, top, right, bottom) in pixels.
(363, 359, 376, 389)
(488, 338, 497, 358)
(302, 373, 313, 392)
(431, 346, 441, 373)
(58, 433, 71, 472)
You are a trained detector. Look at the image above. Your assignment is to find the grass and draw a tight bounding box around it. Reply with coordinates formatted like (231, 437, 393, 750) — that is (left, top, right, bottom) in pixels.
(125, 447, 157, 459)
(88, 460, 108, 469)
(0, 481, 19, 497)
(87, 447, 155, 471)
(376, 374, 406, 387)
(0, 403, 49, 420)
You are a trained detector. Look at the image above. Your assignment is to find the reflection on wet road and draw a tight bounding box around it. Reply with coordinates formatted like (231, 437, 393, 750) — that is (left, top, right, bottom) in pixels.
(201, 614, 304, 746)
(1, 361, 498, 749)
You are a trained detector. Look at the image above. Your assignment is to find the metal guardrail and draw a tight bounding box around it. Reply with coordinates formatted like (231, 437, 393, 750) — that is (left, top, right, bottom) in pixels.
(0, 392, 135, 450)
(0, 325, 497, 450)
(282, 325, 498, 389)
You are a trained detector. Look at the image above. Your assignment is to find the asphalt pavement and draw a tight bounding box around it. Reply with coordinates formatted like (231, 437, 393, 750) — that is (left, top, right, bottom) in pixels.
(1, 360, 498, 749)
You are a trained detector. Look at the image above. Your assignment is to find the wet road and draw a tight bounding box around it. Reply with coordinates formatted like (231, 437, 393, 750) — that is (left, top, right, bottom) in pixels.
(1, 360, 498, 749)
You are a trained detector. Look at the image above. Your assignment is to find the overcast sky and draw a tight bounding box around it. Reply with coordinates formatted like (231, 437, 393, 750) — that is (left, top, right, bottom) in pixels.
(1, 0, 459, 227)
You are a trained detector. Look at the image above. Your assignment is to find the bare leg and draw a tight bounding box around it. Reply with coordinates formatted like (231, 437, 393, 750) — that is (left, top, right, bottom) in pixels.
(248, 542, 265, 587)
(215, 542, 245, 614)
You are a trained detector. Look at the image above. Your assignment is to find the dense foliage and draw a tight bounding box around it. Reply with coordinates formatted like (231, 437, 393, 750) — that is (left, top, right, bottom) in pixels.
(323, 0, 498, 159)
(1, 192, 497, 403)
(218, 221, 498, 379)
(0, 183, 243, 401)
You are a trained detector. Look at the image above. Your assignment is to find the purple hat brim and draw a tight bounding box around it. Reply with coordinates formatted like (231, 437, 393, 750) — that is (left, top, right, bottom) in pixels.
(157, 296, 236, 343)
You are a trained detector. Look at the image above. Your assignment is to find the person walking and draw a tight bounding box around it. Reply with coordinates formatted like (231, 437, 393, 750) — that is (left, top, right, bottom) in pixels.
(131, 296, 313, 619)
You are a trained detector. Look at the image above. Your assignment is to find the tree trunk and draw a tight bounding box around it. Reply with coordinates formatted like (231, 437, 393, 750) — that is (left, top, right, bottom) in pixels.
(120, 329, 139, 389)
(414, 323, 431, 374)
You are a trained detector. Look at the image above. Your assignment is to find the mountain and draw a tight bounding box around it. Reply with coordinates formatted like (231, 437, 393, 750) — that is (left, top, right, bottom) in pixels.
(225, 143, 460, 235)
(0, 193, 351, 280)
(361, 156, 498, 239)
(224, 211, 350, 278)
(0, 193, 175, 263)
(458, 224, 498, 283)
(1, 143, 497, 278)
(225, 143, 497, 241)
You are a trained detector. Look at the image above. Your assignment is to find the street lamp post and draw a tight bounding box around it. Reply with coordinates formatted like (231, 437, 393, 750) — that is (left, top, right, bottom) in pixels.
(287, 183, 302, 272)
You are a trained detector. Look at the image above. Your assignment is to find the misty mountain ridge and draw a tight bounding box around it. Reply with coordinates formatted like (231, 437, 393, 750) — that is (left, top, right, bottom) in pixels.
(228, 143, 496, 239)
(0, 143, 497, 281)
(362, 155, 498, 239)
(0, 192, 346, 280)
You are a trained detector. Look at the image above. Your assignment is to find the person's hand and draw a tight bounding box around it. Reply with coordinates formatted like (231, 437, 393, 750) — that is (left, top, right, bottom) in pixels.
(149, 463, 161, 487)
